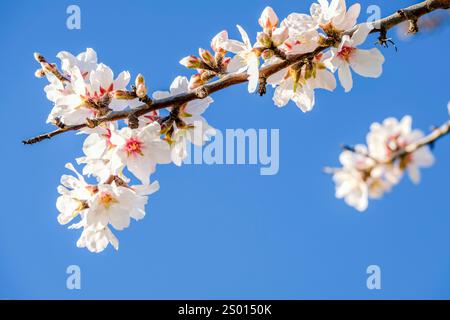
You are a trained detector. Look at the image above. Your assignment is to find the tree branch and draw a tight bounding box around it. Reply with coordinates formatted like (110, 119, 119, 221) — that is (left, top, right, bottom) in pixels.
(23, 0, 450, 145)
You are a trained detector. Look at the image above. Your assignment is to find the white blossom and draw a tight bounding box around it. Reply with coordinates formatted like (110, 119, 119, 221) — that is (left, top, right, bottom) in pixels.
(310, 0, 361, 31)
(280, 13, 320, 55)
(75, 226, 119, 253)
(267, 53, 336, 111)
(367, 116, 435, 184)
(259, 7, 279, 32)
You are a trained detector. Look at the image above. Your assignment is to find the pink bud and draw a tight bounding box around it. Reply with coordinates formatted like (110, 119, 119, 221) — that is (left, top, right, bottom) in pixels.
(135, 73, 145, 86)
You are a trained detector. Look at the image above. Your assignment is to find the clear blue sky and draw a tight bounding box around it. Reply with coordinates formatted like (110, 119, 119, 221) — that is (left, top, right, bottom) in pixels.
(1, 0, 449, 299)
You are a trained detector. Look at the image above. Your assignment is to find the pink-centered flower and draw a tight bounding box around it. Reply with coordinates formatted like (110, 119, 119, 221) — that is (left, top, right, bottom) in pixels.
(153, 76, 215, 166)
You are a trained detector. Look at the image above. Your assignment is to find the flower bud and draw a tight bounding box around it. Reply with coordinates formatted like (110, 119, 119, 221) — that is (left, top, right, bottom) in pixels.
(271, 27, 289, 47)
(257, 32, 272, 48)
(221, 57, 231, 70)
(188, 74, 204, 90)
(258, 7, 279, 32)
(199, 48, 215, 66)
(179, 55, 202, 69)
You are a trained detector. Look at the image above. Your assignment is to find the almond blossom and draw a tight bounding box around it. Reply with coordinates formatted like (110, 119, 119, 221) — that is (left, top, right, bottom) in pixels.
(57, 48, 98, 78)
(259, 7, 279, 33)
(76, 123, 119, 183)
(83, 182, 149, 231)
(43, 48, 98, 104)
(324, 23, 385, 92)
(56, 162, 160, 253)
(56, 163, 92, 226)
(180, 31, 231, 90)
(75, 225, 119, 253)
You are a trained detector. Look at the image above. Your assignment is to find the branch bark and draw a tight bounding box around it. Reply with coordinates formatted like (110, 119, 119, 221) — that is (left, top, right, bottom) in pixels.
(386, 119, 450, 163)
(23, 0, 450, 145)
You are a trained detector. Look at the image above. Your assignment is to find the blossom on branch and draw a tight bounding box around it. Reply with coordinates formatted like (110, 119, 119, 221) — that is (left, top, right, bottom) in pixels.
(56, 163, 160, 253)
(153, 76, 215, 166)
(25, 0, 450, 252)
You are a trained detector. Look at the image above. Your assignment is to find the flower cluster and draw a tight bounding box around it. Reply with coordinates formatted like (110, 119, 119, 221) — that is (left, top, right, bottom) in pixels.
(329, 115, 436, 212)
(180, 1, 385, 111)
(34, 1, 388, 252)
(36, 48, 215, 252)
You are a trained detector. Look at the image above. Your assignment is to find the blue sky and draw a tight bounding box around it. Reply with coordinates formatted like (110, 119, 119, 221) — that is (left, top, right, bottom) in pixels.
(1, 0, 449, 299)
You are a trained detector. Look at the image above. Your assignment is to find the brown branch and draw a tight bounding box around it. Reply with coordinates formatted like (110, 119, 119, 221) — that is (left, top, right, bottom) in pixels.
(23, 0, 450, 145)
